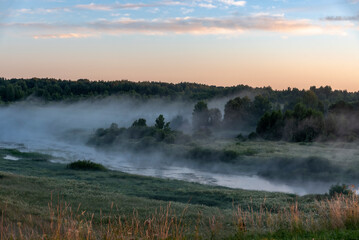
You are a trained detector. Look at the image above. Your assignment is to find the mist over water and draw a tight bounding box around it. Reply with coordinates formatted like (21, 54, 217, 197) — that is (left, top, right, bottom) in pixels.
(0, 97, 344, 195)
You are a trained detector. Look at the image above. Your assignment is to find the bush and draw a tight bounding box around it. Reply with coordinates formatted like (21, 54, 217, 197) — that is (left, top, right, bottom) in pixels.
(248, 132, 258, 140)
(132, 118, 147, 127)
(221, 150, 239, 163)
(329, 184, 353, 197)
(137, 136, 158, 149)
(236, 134, 246, 141)
(67, 160, 107, 171)
(187, 147, 239, 163)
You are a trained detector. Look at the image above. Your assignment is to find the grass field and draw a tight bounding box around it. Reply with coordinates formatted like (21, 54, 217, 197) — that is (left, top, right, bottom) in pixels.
(1, 147, 359, 239)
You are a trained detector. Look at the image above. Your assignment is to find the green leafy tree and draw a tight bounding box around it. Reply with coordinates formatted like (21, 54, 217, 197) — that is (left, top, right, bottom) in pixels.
(5, 85, 15, 102)
(154, 114, 171, 132)
(257, 104, 324, 142)
(192, 101, 210, 129)
(208, 108, 222, 128)
(224, 96, 253, 129)
(132, 118, 147, 127)
(155, 114, 165, 129)
(256, 110, 284, 140)
(253, 95, 272, 116)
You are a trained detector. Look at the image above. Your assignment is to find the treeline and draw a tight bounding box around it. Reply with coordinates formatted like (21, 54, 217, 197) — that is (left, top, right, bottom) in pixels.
(191, 89, 325, 133)
(1, 78, 359, 105)
(256, 100, 359, 142)
(191, 90, 359, 142)
(0, 78, 253, 102)
(89, 99, 359, 153)
(3, 77, 359, 142)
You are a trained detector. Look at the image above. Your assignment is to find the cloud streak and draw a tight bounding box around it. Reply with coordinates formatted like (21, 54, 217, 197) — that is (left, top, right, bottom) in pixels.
(324, 15, 359, 21)
(33, 33, 95, 39)
(86, 16, 320, 35)
(1, 15, 351, 38)
(74, 0, 247, 11)
(75, 1, 185, 11)
(218, 0, 246, 7)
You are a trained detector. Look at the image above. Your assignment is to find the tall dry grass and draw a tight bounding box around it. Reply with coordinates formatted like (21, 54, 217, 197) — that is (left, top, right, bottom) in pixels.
(233, 193, 359, 237)
(0, 196, 202, 240)
(1, 194, 359, 239)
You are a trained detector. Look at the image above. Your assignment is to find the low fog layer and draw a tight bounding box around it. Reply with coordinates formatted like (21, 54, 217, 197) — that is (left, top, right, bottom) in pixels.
(0, 96, 356, 195)
(0, 97, 194, 141)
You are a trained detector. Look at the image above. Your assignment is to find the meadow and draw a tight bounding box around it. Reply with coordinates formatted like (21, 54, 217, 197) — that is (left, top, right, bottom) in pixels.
(1, 147, 359, 239)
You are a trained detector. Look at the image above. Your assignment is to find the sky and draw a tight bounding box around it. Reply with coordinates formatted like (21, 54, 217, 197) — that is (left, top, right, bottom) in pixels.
(0, 0, 359, 90)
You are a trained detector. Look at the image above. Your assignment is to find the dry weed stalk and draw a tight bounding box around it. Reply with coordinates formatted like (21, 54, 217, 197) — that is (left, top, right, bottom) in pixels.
(2, 194, 359, 239)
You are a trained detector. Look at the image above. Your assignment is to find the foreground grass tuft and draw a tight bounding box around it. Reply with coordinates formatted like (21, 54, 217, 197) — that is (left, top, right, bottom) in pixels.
(67, 160, 107, 171)
(2, 194, 359, 239)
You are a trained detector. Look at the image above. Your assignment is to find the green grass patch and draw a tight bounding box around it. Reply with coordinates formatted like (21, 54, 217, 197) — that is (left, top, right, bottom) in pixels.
(1, 147, 359, 239)
(0, 148, 52, 161)
(238, 148, 259, 156)
(0, 148, 299, 210)
(229, 229, 359, 240)
(67, 160, 107, 171)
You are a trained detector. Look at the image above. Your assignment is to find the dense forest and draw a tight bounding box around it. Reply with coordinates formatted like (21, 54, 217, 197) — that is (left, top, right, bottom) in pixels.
(0, 77, 254, 102)
(1, 77, 359, 105)
(2, 77, 359, 142)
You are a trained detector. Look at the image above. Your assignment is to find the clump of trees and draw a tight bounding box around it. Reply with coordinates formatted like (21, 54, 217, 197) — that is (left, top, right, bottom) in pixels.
(192, 101, 222, 130)
(190, 95, 273, 140)
(256, 98, 359, 142)
(132, 118, 147, 127)
(88, 115, 191, 150)
(223, 95, 272, 130)
(191, 95, 272, 133)
(169, 115, 190, 132)
(325, 101, 359, 141)
(329, 184, 354, 197)
(256, 103, 324, 142)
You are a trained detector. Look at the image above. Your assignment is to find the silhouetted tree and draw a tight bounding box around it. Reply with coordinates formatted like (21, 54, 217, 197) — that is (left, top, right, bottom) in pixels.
(132, 118, 147, 127)
(155, 114, 171, 131)
(192, 101, 210, 129)
(208, 108, 222, 128)
(155, 115, 165, 129)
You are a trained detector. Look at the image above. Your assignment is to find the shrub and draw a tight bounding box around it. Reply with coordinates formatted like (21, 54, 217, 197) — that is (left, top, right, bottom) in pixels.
(137, 136, 158, 149)
(67, 160, 107, 171)
(132, 118, 147, 127)
(248, 132, 258, 140)
(221, 150, 239, 163)
(329, 184, 353, 197)
(236, 134, 246, 141)
(187, 147, 239, 163)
